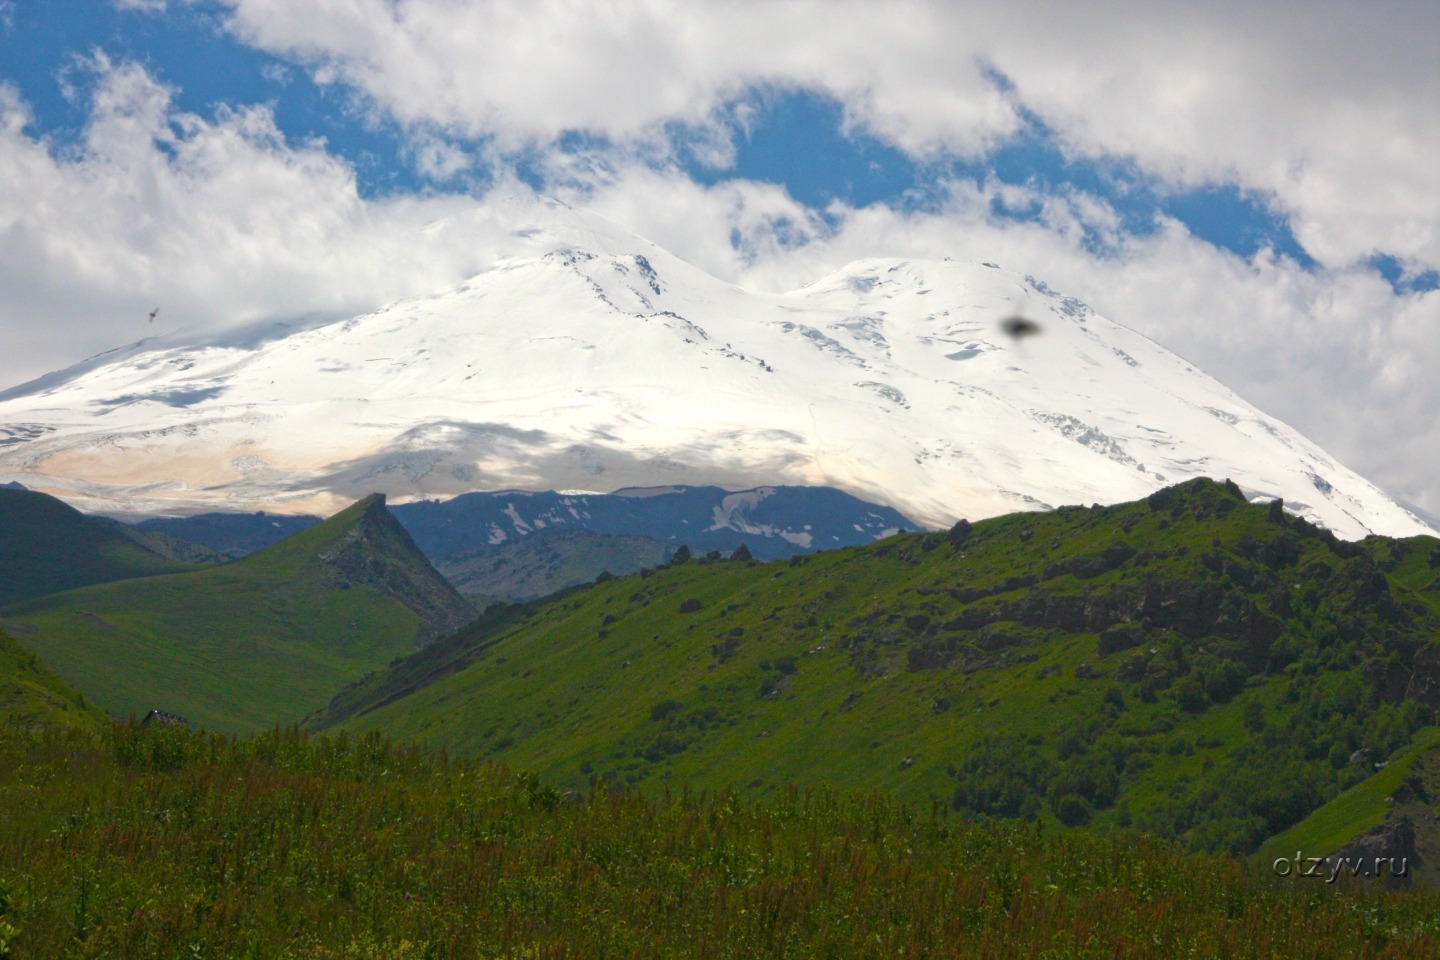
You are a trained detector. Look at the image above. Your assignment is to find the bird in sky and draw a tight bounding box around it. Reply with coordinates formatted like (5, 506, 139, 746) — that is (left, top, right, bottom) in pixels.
(148, 307, 160, 323)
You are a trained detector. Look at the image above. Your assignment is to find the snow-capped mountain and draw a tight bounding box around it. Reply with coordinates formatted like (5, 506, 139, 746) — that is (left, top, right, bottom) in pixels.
(0, 198, 1432, 540)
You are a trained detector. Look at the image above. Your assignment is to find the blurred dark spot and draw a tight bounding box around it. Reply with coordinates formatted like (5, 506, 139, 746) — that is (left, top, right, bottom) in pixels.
(1000, 315, 1042, 340)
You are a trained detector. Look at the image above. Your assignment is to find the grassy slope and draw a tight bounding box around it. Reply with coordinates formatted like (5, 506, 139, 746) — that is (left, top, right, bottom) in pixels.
(1256, 727, 1440, 865)
(0, 487, 194, 605)
(0, 627, 102, 731)
(1, 498, 423, 735)
(311, 479, 1440, 853)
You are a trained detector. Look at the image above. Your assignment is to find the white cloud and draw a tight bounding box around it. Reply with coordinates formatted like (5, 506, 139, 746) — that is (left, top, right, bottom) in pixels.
(408, 133, 471, 181)
(0, 58, 498, 388)
(215, 0, 1440, 272)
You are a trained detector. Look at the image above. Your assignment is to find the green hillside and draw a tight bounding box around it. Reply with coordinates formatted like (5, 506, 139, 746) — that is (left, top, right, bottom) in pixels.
(311, 479, 1440, 854)
(0, 487, 195, 605)
(1, 495, 475, 735)
(0, 627, 101, 731)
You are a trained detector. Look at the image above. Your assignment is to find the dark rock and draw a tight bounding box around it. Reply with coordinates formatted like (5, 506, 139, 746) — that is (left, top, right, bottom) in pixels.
(1268, 498, 1286, 524)
(1348, 747, 1375, 768)
(142, 709, 189, 728)
(1115, 654, 1149, 682)
(1098, 623, 1145, 656)
(1325, 816, 1419, 887)
(1101, 542, 1138, 568)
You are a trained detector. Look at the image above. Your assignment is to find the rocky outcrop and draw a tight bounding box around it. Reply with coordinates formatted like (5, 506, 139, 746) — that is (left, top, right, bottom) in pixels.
(940, 578, 1281, 655)
(315, 494, 476, 646)
(1325, 816, 1419, 887)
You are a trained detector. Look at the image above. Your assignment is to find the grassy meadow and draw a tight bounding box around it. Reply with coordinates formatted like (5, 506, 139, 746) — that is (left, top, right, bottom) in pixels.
(3, 720, 1440, 959)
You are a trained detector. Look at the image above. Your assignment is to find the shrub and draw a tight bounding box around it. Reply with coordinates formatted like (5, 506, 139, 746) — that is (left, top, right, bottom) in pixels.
(948, 519, 972, 549)
(1174, 677, 1208, 713)
(1052, 793, 1093, 827)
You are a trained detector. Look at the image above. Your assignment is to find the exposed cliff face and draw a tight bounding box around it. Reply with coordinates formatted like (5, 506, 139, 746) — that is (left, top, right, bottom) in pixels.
(1327, 816, 1421, 887)
(313, 494, 476, 646)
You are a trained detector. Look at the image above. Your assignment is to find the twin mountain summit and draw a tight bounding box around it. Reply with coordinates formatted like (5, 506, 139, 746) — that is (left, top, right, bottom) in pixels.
(3, 201, 1440, 893)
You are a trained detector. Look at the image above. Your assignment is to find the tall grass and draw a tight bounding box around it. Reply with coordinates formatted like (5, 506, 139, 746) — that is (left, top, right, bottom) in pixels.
(1, 720, 1437, 958)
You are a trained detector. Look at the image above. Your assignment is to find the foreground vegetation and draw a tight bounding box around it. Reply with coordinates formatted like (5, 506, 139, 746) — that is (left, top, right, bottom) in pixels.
(3, 719, 1440, 959)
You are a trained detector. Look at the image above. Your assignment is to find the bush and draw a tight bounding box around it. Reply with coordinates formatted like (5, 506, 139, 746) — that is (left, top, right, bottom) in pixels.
(1102, 686, 1126, 712)
(1052, 793, 1093, 827)
(948, 519, 972, 549)
(1174, 677, 1209, 713)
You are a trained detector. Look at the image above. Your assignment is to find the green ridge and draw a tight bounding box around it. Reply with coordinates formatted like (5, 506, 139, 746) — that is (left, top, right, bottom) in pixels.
(1, 494, 471, 735)
(0, 487, 195, 605)
(310, 478, 1440, 855)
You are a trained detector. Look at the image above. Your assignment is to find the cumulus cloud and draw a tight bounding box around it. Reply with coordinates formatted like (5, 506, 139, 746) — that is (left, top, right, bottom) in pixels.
(0, 57, 503, 387)
(216, 0, 1440, 271)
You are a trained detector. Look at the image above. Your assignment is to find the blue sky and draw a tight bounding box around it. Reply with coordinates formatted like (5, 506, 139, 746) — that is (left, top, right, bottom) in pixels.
(0, 1, 1369, 278)
(0, 0, 1438, 511)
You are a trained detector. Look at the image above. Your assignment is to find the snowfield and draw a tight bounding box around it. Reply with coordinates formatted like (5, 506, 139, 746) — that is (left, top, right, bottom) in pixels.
(0, 198, 1431, 540)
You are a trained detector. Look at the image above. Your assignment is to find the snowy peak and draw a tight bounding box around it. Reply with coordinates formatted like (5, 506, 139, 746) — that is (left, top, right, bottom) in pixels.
(0, 200, 1431, 541)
